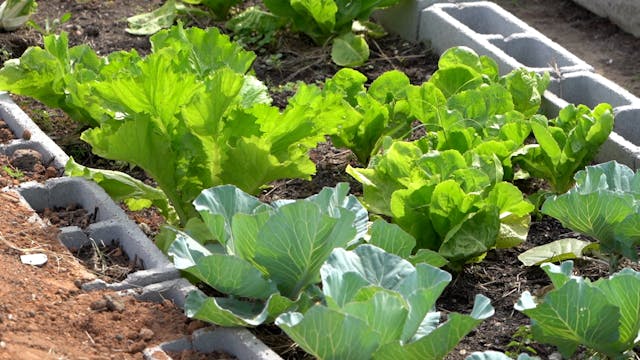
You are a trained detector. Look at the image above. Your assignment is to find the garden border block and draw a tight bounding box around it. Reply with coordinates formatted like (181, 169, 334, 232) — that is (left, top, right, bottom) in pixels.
(16, 177, 180, 291)
(127, 280, 284, 359)
(417, 2, 592, 75)
(0, 92, 69, 169)
(143, 327, 282, 360)
(373, 0, 475, 42)
(120, 278, 194, 309)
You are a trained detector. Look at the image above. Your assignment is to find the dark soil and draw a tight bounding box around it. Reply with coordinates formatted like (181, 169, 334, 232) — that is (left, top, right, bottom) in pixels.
(1, 0, 639, 359)
(260, 141, 363, 202)
(0, 120, 12, 143)
(166, 349, 238, 360)
(73, 239, 144, 283)
(38, 203, 95, 228)
(0, 153, 59, 188)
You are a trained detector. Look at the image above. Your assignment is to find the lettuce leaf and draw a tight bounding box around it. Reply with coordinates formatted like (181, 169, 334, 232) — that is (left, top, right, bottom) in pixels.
(320, 68, 413, 163)
(348, 140, 533, 268)
(513, 103, 614, 193)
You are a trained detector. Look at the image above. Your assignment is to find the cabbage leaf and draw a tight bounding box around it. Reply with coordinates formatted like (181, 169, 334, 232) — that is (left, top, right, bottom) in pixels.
(276, 245, 494, 359)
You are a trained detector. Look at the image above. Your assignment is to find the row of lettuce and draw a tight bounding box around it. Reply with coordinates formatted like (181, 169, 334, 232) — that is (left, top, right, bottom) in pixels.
(0, 0, 403, 66)
(1, 24, 639, 359)
(126, 0, 403, 66)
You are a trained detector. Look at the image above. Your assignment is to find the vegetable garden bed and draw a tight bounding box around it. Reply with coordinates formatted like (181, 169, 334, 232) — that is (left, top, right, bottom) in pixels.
(1, 0, 640, 359)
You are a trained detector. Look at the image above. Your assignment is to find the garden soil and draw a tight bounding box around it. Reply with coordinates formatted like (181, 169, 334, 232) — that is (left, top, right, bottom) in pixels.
(0, 0, 639, 359)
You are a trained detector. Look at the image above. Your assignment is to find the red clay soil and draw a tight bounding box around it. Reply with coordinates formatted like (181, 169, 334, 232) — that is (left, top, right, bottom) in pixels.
(0, 190, 197, 360)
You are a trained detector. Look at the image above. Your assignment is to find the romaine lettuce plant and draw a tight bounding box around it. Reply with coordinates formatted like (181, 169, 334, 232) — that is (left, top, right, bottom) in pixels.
(317, 47, 547, 166)
(167, 183, 368, 327)
(516, 261, 640, 359)
(0, 0, 36, 31)
(276, 244, 494, 359)
(410, 46, 549, 117)
(262, 0, 400, 66)
(404, 47, 547, 178)
(347, 140, 534, 269)
(318, 68, 413, 164)
(513, 103, 614, 194)
(518, 161, 640, 273)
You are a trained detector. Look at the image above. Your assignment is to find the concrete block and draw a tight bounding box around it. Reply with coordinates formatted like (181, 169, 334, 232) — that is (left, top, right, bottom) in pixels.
(16, 177, 180, 290)
(143, 327, 282, 360)
(0, 92, 69, 169)
(487, 34, 587, 73)
(544, 71, 640, 111)
(17, 177, 125, 222)
(572, 0, 640, 38)
(86, 220, 171, 269)
(594, 132, 640, 170)
(122, 278, 194, 309)
(373, 0, 432, 41)
(373, 0, 475, 41)
(419, 2, 592, 75)
(57, 226, 88, 249)
(133, 281, 282, 359)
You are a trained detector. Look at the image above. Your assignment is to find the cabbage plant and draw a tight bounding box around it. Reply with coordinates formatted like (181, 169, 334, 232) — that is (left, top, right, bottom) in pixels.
(516, 261, 640, 359)
(518, 161, 640, 272)
(276, 244, 494, 359)
(167, 183, 368, 327)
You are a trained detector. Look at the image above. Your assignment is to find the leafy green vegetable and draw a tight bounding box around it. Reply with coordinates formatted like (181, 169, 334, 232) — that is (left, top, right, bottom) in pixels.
(513, 103, 614, 194)
(1, 25, 341, 226)
(318, 68, 413, 164)
(64, 158, 177, 224)
(276, 244, 494, 359)
(331, 32, 369, 67)
(262, 0, 399, 66)
(404, 47, 547, 178)
(516, 261, 640, 359)
(0, 0, 36, 31)
(225, 6, 286, 48)
(0, 32, 107, 126)
(168, 184, 366, 327)
(517, 238, 594, 266)
(530, 161, 640, 272)
(347, 140, 533, 268)
(365, 219, 449, 268)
